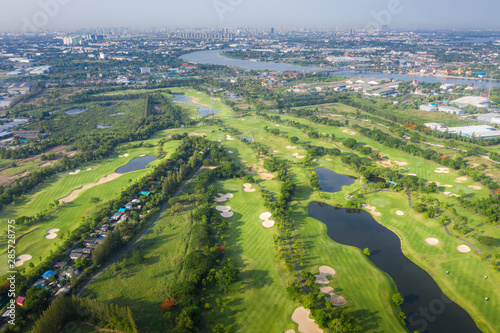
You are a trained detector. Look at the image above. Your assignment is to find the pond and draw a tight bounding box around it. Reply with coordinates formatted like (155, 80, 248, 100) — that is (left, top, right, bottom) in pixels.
(65, 107, 89, 115)
(96, 125, 112, 129)
(239, 135, 253, 142)
(308, 202, 481, 333)
(116, 156, 157, 174)
(368, 176, 386, 184)
(313, 168, 355, 193)
(172, 93, 218, 117)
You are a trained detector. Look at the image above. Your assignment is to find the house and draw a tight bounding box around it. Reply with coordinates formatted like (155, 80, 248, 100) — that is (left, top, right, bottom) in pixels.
(32, 279, 47, 288)
(118, 208, 126, 213)
(124, 202, 133, 210)
(424, 123, 447, 130)
(15, 296, 25, 307)
(110, 212, 122, 221)
(82, 247, 93, 254)
(12, 131, 40, 140)
(41, 270, 56, 280)
(52, 261, 68, 269)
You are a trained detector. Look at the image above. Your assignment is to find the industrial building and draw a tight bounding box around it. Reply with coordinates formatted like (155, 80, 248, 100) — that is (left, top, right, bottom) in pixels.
(452, 96, 490, 108)
(7, 83, 33, 95)
(440, 125, 500, 140)
(477, 113, 500, 123)
(419, 104, 438, 112)
(438, 106, 465, 115)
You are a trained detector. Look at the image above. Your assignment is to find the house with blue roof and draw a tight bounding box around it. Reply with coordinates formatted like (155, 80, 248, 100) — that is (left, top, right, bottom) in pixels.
(41, 270, 56, 280)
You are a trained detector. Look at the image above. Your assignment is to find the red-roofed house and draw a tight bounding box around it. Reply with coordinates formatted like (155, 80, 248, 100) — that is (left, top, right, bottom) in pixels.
(16, 296, 25, 307)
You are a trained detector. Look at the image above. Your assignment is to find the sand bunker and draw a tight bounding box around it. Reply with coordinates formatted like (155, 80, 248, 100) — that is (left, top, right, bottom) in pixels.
(325, 158, 332, 161)
(444, 192, 461, 198)
(434, 168, 450, 174)
(342, 129, 356, 135)
(291, 307, 323, 333)
(395, 210, 405, 216)
(286, 146, 297, 149)
(45, 228, 60, 239)
(118, 153, 129, 158)
(221, 211, 234, 218)
(408, 173, 417, 176)
(275, 124, 280, 127)
(259, 212, 275, 228)
(457, 245, 471, 253)
(455, 177, 468, 183)
(228, 151, 234, 154)
(284, 330, 295, 333)
(59, 173, 121, 203)
(468, 185, 482, 190)
(319, 286, 347, 307)
(188, 133, 206, 137)
(292, 153, 305, 159)
(425, 238, 439, 245)
(86, 168, 92, 171)
(15, 254, 32, 267)
(217, 139, 222, 142)
(214, 193, 233, 202)
(215, 206, 231, 211)
(68, 169, 81, 175)
(243, 183, 256, 192)
(393, 161, 408, 166)
(139, 154, 146, 157)
(225, 135, 234, 140)
(362, 204, 381, 216)
(314, 266, 336, 284)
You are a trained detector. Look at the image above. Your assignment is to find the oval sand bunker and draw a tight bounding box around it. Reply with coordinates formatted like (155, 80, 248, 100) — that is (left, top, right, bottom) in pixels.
(395, 210, 404, 216)
(425, 238, 439, 245)
(457, 245, 471, 253)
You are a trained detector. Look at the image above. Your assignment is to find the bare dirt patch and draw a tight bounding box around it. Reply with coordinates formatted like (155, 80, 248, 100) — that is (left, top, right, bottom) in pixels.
(188, 133, 206, 137)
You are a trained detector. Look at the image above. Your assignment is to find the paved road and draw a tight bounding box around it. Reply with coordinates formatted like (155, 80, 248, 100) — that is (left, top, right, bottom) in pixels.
(76, 166, 205, 297)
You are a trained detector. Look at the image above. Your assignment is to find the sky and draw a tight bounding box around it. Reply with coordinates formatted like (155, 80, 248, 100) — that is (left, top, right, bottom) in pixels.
(0, 0, 499, 32)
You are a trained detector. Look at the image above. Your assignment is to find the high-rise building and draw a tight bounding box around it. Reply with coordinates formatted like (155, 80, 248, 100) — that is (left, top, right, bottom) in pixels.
(271, 27, 275, 34)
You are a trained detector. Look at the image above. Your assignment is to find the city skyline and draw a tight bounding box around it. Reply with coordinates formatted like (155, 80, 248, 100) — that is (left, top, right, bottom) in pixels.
(0, 0, 499, 33)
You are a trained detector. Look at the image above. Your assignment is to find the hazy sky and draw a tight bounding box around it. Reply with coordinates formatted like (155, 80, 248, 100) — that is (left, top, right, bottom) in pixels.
(0, 0, 498, 32)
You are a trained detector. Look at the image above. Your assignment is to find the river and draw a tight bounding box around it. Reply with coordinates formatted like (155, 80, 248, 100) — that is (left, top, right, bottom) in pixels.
(181, 49, 500, 88)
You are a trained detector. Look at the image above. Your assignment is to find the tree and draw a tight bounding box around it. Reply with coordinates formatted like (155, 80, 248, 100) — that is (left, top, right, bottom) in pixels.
(290, 136, 299, 144)
(363, 248, 370, 256)
(90, 197, 102, 205)
(392, 293, 404, 306)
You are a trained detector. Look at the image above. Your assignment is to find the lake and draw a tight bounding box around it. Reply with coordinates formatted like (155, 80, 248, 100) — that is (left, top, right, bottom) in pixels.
(308, 202, 481, 333)
(116, 156, 157, 174)
(172, 93, 218, 117)
(181, 49, 500, 88)
(65, 107, 89, 115)
(313, 168, 355, 193)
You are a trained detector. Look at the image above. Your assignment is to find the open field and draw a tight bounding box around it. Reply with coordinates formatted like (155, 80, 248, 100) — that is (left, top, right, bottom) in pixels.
(81, 207, 194, 332)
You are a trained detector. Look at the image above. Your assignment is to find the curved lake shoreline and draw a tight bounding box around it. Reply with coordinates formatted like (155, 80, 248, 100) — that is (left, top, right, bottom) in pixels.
(313, 168, 356, 193)
(308, 202, 481, 333)
(172, 93, 218, 117)
(116, 156, 157, 174)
